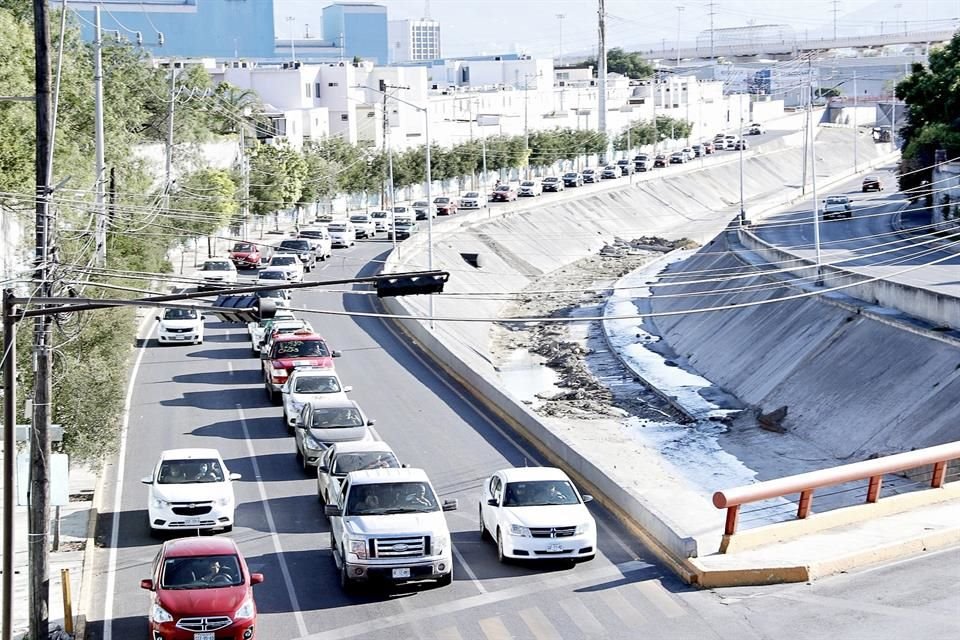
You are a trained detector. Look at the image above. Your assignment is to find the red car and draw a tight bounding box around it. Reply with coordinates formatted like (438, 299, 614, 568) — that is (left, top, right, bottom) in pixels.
(490, 185, 518, 202)
(228, 242, 263, 270)
(263, 329, 341, 402)
(140, 536, 263, 640)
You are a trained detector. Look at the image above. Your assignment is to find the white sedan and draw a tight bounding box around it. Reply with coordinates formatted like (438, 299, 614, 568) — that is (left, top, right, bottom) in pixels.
(267, 253, 305, 282)
(141, 448, 241, 535)
(280, 367, 352, 428)
(479, 467, 596, 564)
(459, 191, 486, 209)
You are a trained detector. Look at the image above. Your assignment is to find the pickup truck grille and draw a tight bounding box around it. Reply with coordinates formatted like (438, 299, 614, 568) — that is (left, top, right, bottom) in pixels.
(370, 536, 430, 558)
(530, 526, 577, 538)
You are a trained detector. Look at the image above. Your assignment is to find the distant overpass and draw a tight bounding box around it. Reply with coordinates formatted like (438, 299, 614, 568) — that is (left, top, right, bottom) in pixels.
(644, 28, 956, 62)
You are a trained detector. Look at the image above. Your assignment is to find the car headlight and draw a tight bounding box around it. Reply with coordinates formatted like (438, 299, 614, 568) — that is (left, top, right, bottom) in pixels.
(151, 497, 169, 510)
(288, 400, 304, 412)
(509, 524, 531, 538)
(575, 521, 592, 535)
(348, 539, 367, 559)
(234, 597, 255, 619)
(433, 534, 450, 555)
(303, 433, 324, 450)
(151, 603, 173, 623)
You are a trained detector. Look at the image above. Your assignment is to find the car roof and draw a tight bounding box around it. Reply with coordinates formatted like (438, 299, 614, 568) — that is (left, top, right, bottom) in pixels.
(271, 252, 299, 258)
(159, 448, 223, 461)
(346, 467, 430, 484)
(330, 441, 395, 455)
(163, 536, 239, 558)
(289, 367, 340, 378)
(499, 466, 573, 482)
(275, 330, 324, 342)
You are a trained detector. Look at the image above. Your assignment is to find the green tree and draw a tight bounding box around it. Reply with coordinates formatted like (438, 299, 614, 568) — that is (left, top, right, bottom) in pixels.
(573, 47, 654, 80)
(248, 141, 307, 215)
(170, 169, 238, 241)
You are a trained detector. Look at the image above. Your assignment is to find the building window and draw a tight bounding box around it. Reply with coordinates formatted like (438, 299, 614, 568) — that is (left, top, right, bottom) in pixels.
(315, 83, 322, 98)
(340, 114, 349, 121)
(328, 82, 339, 87)
(367, 112, 375, 118)
(305, 83, 311, 98)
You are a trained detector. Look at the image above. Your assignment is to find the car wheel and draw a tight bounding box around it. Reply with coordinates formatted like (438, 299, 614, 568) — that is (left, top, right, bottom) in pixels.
(340, 556, 357, 594)
(496, 529, 508, 564)
(149, 527, 165, 540)
(479, 507, 490, 541)
(301, 451, 310, 473)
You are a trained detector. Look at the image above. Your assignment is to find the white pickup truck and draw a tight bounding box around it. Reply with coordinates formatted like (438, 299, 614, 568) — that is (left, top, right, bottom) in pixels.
(324, 468, 457, 591)
(822, 195, 853, 220)
(316, 441, 401, 505)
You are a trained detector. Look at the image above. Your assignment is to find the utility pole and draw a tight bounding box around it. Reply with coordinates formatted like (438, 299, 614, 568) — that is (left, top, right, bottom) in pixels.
(738, 91, 746, 224)
(831, 0, 840, 40)
(707, 1, 716, 59)
(598, 0, 608, 163)
(165, 63, 177, 211)
(381, 86, 389, 207)
(93, 4, 107, 266)
(808, 78, 823, 283)
(30, 0, 54, 637)
(675, 5, 685, 67)
(239, 125, 249, 236)
(523, 73, 531, 179)
(852, 70, 858, 172)
(556, 13, 566, 67)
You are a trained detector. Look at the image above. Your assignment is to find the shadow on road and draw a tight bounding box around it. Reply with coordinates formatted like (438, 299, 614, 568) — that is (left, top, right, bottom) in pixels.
(186, 347, 251, 360)
(160, 388, 257, 410)
(236, 494, 330, 536)
(190, 416, 286, 440)
(83, 615, 146, 640)
(224, 452, 307, 483)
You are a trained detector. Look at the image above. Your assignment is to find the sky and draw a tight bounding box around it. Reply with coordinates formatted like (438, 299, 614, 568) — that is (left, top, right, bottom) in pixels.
(274, 0, 960, 58)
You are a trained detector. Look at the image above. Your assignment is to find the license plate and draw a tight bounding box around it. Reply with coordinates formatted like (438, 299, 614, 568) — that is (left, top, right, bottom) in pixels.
(392, 568, 411, 579)
(194, 633, 215, 640)
(174, 335, 188, 340)
(547, 543, 563, 553)
(185, 518, 200, 526)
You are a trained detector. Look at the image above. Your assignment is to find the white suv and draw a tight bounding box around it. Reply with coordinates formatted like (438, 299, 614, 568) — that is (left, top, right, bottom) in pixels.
(142, 448, 241, 535)
(267, 253, 305, 282)
(156, 308, 204, 345)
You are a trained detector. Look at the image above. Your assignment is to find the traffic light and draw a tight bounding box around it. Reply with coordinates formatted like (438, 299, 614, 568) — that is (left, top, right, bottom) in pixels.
(211, 294, 278, 322)
(376, 273, 448, 298)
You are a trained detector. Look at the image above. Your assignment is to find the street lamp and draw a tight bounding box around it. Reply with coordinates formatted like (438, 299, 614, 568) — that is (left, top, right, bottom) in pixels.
(675, 5, 685, 67)
(356, 84, 436, 328)
(556, 14, 566, 67)
(285, 16, 296, 62)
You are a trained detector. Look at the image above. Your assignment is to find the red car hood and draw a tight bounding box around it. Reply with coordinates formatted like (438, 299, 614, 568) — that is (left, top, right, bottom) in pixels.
(159, 584, 248, 618)
(271, 356, 334, 370)
(230, 251, 259, 259)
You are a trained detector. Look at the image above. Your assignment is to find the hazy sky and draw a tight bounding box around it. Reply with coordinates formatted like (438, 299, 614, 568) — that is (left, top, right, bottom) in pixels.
(274, 0, 960, 58)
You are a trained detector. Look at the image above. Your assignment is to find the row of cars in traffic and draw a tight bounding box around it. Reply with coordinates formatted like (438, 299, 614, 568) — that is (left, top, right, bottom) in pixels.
(141, 268, 599, 635)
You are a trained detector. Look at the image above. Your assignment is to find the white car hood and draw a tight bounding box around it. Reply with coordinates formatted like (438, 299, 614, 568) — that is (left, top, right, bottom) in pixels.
(152, 482, 233, 503)
(285, 390, 349, 407)
(345, 511, 447, 536)
(502, 504, 591, 528)
(160, 319, 200, 331)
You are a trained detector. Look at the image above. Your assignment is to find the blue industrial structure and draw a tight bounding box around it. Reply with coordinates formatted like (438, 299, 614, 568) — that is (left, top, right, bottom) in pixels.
(75, 0, 276, 59)
(321, 3, 388, 64)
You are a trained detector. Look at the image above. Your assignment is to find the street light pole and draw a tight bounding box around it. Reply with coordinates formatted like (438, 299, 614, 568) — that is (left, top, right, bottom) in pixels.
(853, 70, 858, 172)
(286, 16, 296, 62)
(675, 5, 685, 67)
(2, 290, 17, 640)
(556, 13, 566, 67)
(738, 91, 746, 224)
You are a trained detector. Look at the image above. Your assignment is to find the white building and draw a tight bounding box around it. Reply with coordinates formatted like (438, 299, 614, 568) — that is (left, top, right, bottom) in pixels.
(388, 18, 441, 63)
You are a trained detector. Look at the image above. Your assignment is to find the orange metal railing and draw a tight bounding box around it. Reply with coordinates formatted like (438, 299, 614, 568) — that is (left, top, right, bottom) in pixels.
(713, 441, 960, 536)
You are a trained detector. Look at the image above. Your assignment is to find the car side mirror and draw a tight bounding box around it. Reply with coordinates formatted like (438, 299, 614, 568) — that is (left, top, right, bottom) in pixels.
(582, 494, 594, 503)
(332, 350, 342, 358)
(140, 579, 154, 591)
(343, 385, 353, 393)
(366, 419, 375, 426)
(486, 498, 498, 507)
(318, 465, 329, 473)
(401, 463, 410, 468)
(259, 351, 269, 359)
(442, 499, 459, 512)
(229, 472, 242, 481)
(250, 573, 265, 585)
(280, 383, 289, 393)
(154, 315, 160, 321)
(324, 504, 342, 517)
(140, 476, 153, 485)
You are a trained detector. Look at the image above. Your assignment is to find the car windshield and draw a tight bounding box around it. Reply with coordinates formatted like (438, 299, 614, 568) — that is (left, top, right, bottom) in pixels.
(826, 196, 848, 204)
(257, 289, 287, 300)
(564, 173, 577, 177)
(502, 480, 580, 507)
(232, 243, 254, 252)
(280, 241, 310, 251)
(271, 256, 297, 266)
(371, 211, 387, 218)
(521, 181, 534, 186)
(161, 554, 243, 589)
(157, 458, 224, 484)
(273, 339, 329, 358)
(333, 451, 400, 475)
(392, 206, 407, 213)
(201, 262, 231, 271)
(349, 216, 368, 222)
(328, 224, 346, 232)
(464, 192, 479, 198)
(583, 169, 594, 173)
(346, 481, 439, 515)
(434, 198, 449, 203)
(495, 186, 510, 191)
(299, 230, 323, 238)
(163, 308, 198, 320)
(310, 406, 364, 429)
(294, 376, 341, 394)
(413, 201, 428, 207)
(258, 271, 287, 281)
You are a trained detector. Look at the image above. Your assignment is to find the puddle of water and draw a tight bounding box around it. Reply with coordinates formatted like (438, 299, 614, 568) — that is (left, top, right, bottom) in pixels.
(496, 348, 561, 405)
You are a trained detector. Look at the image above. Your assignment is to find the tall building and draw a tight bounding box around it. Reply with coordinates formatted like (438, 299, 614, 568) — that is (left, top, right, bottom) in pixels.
(388, 18, 441, 63)
(321, 3, 389, 64)
(75, 0, 276, 59)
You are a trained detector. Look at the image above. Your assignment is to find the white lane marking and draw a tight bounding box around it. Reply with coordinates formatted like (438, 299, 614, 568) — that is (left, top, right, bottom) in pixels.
(518, 607, 562, 640)
(602, 587, 649, 627)
(237, 405, 309, 638)
(634, 579, 685, 619)
(227, 361, 234, 376)
(560, 597, 604, 635)
(295, 559, 649, 640)
(451, 543, 487, 594)
(478, 616, 512, 640)
(104, 323, 153, 640)
(433, 627, 464, 640)
(380, 318, 638, 560)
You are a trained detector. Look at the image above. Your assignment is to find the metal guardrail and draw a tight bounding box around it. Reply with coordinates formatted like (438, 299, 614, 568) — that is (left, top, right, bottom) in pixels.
(712, 441, 960, 536)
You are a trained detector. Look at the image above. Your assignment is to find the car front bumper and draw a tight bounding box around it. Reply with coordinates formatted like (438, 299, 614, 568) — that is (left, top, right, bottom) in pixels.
(149, 619, 255, 640)
(344, 555, 452, 584)
(148, 503, 234, 531)
(502, 532, 596, 560)
(158, 330, 202, 344)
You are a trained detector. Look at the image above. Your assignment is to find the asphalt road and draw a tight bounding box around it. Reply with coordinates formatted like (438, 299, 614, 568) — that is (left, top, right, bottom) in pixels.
(83, 148, 960, 639)
(750, 167, 960, 293)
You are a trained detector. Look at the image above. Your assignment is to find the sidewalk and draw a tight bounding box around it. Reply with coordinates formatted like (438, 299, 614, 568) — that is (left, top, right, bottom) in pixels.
(0, 447, 96, 639)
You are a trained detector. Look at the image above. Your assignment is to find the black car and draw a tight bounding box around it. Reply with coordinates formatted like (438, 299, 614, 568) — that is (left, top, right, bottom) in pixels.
(653, 154, 667, 168)
(277, 239, 317, 272)
(862, 176, 882, 192)
(563, 172, 583, 187)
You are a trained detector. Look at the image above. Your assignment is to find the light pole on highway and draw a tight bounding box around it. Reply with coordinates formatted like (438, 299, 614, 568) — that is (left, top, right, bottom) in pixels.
(738, 91, 746, 225)
(357, 84, 436, 328)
